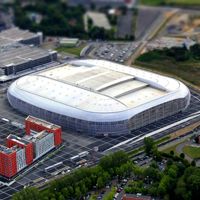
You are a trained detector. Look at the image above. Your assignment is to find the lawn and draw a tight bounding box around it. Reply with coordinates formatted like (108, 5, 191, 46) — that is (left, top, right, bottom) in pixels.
(183, 145, 200, 159)
(140, 0, 200, 6)
(56, 45, 86, 56)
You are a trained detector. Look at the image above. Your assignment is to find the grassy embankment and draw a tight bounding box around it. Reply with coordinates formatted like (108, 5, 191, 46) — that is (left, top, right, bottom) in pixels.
(128, 136, 170, 157)
(183, 146, 200, 159)
(135, 47, 200, 87)
(56, 44, 86, 56)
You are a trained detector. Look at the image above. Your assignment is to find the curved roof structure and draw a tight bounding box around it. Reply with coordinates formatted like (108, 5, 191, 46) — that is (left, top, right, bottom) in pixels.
(8, 59, 190, 122)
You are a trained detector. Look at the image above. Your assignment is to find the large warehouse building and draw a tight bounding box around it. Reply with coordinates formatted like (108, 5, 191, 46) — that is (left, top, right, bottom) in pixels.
(7, 60, 191, 136)
(0, 27, 43, 46)
(0, 44, 57, 76)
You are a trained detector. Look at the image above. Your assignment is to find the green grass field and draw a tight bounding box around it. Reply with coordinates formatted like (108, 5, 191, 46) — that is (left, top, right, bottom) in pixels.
(140, 0, 200, 6)
(56, 45, 85, 56)
(183, 145, 200, 159)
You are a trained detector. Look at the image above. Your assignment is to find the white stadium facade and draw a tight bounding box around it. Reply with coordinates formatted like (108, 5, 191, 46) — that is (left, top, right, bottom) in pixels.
(7, 59, 191, 136)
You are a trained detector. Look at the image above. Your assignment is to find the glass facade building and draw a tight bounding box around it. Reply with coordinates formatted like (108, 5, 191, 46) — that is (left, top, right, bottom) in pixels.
(7, 93, 190, 136)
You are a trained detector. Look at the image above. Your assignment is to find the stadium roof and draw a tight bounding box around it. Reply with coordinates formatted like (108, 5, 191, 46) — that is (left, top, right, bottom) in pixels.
(8, 60, 190, 121)
(15, 61, 168, 112)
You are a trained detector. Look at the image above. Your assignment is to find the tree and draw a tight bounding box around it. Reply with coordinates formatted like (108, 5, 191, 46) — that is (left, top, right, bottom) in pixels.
(166, 46, 190, 61)
(168, 167, 177, 179)
(99, 151, 129, 176)
(184, 167, 200, 200)
(153, 148, 162, 161)
(158, 175, 170, 196)
(180, 153, 185, 159)
(61, 188, 69, 199)
(175, 177, 191, 200)
(175, 167, 200, 200)
(87, 17, 93, 30)
(12, 187, 42, 200)
(133, 165, 144, 178)
(150, 161, 158, 169)
(58, 194, 65, 200)
(144, 167, 161, 182)
(190, 44, 200, 59)
(144, 137, 155, 156)
(75, 187, 82, 200)
(191, 160, 196, 167)
(97, 177, 104, 189)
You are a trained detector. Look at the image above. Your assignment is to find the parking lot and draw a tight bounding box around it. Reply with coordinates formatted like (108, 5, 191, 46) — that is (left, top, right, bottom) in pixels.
(135, 7, 162, 40)
(91, 42, 140, 63)
(116, 10, 134, 39)
(0, 84, 200, 199)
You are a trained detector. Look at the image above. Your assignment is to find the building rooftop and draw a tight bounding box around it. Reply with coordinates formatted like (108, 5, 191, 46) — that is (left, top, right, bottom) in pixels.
(31, 130, 50, 140)
(84, 11, 111, 30)
(0, 38, 17, 48)
(0, 45, 55, 68)
(26, 115, 61, 130)
(7, 134, 31, 146)
(0, 27, 41, 43)
(0, 144, 21, 154)
(23, 130, 51, 142)
(0, 145, 13, 154)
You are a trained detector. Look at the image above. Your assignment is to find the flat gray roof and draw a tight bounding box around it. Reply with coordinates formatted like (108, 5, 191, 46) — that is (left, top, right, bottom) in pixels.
(0, 45, 55, 68)
(0, 38, 17, 47)
(0, 27, 39, 42)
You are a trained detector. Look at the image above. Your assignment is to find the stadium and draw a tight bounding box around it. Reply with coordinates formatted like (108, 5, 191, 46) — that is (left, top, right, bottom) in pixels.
(7, 59, 190, 136)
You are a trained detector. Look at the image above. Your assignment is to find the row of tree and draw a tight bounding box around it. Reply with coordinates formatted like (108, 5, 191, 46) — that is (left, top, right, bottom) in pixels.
(138, 43, 200, 62)
(13, 0, 133, 40)
(12, 137, 200, 200)
(14, 1, 86, 38)
(13, 151, 134, 200)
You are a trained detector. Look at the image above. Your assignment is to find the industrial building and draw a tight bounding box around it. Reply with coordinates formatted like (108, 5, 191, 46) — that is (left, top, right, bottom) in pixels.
(0, 27, 43, 46)
(0, 37, 18, 49)
(0, 116, 62, 178)
(7, 59, 191, 136)
(0, 44, 57, 76)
